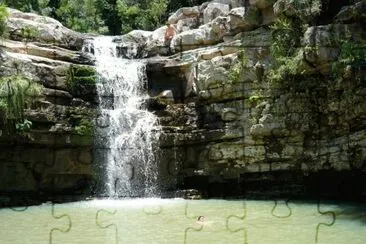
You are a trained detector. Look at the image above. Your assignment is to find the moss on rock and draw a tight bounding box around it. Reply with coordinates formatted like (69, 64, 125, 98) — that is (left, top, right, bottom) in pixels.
(66, 64, 97, 100)
(68, 107, 95, 136)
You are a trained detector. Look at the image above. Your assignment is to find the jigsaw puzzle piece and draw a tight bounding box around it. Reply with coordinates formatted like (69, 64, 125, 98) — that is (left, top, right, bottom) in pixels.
(93, 199, 184, 244)
(184, 200, 247, 244)
(95, 207, 118, 244)
(242, 200, 338, 244)
(0, 203, 71, 244)
(315, 201, 336, 243)
(313, 201, 366, 244)
(46, 200, 115, 244)
(136, 198, 188, 244)
(226, 201, 248, 244)
(48, 203, 72, 244)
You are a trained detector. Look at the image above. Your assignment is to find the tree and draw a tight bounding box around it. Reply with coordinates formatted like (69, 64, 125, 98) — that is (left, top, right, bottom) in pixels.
(1, 0, 203, 35)
(116, 0, 168, 34)
(55, 0, 106, 33)
(2, 0, 40, 12)
(95, 0, 121, 35)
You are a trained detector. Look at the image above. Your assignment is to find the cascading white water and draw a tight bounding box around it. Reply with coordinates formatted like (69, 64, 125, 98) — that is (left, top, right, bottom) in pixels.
(83, 36, 160, 198)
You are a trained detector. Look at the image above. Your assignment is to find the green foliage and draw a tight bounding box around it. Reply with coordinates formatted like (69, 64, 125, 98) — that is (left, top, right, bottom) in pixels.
(15, 119, 32, 132)
(267, 51, 305, 83)
(332, 40, 366, 79)
(148, 0, 168, 29)
(0, 75, 43, 133)
(270, 15, 302, 59)
(56, 0, 106, 33)
(248, 90, 264, 106)
(116, 0, 168, 33)
(248, 95, 262, 104)
(94, 0, 121, 35)
(228, 49, 249, 83)
(2, 0, 204, 35)
(268, 14, 305, 83)
(19, 25, 40, 43)
(69, 107, 94, 136)
(0, 4, 8, 37)
(74, 119, 93, 135)
(3, 0, 40, 12)
(66, 64, 96, 95)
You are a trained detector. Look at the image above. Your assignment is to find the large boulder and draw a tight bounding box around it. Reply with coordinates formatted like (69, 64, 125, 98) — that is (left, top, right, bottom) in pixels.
(176, 17, 200, 33)
(1, 51, 71, 90)
(228, 6, 261, 32)
(211, 16, 232, 40)
(171, 18, 232, 52)
(144, 26, 170, 57)
(2, 40, 92, 64)
(273, 0, 321, 21)
(203, 2, 231, 24)
(113, 30, 152, 58)
(303, 24, 365, 47)
(303, 24, 365, 67)
(171, 25, 214, 52)
(168, 6, 200, 24)
(6, 8, 84, 50)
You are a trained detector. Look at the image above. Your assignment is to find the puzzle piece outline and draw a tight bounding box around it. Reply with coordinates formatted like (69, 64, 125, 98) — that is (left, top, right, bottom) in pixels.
(315, 201, 336, 243)
(184, 201, 204, 244)
(271, 199, 292, 219)
(226, 201, 248, 244)
(96, 208, 118, 244)
(49, 203, 72, 244)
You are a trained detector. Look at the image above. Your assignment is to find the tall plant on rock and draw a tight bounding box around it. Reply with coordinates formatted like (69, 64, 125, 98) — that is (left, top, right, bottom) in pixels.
(268, 14, 305, 83)
(0, 74, 43, 133)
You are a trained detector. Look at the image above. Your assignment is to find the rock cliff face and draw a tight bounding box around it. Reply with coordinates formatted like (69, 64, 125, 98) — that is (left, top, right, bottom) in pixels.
(145, 0, 366, 199)
(1, 1, 366, 204)
(0, 8, 97, 206)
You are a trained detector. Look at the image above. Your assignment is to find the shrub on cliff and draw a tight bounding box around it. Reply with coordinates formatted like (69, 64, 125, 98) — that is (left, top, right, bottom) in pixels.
(0, 74, 43, 133)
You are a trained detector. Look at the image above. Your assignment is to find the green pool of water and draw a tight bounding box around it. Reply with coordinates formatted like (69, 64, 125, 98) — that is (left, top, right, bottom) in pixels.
(0, 199, 365, 243)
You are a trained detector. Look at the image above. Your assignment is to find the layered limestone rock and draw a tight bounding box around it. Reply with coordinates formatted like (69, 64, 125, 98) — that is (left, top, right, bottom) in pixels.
(7, 8, 83, 50)
(0, 8, 96, 205)
(123, 0, 263, 57)
(147, 0, 366, 198)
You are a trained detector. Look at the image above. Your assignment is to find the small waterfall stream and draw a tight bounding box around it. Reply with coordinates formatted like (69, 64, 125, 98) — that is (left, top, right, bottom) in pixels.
(84, 36, 160, 197)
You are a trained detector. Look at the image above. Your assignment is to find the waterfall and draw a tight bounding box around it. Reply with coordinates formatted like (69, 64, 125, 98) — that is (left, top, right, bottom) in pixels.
(83, 36, 160, 198)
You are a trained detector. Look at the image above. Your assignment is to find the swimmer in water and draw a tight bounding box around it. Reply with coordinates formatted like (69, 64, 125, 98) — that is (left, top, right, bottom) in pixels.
(197, 216, 205, 223)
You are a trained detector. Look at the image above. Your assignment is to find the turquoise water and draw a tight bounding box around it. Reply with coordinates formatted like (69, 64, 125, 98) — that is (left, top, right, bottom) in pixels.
(0, 199, 365, 243)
